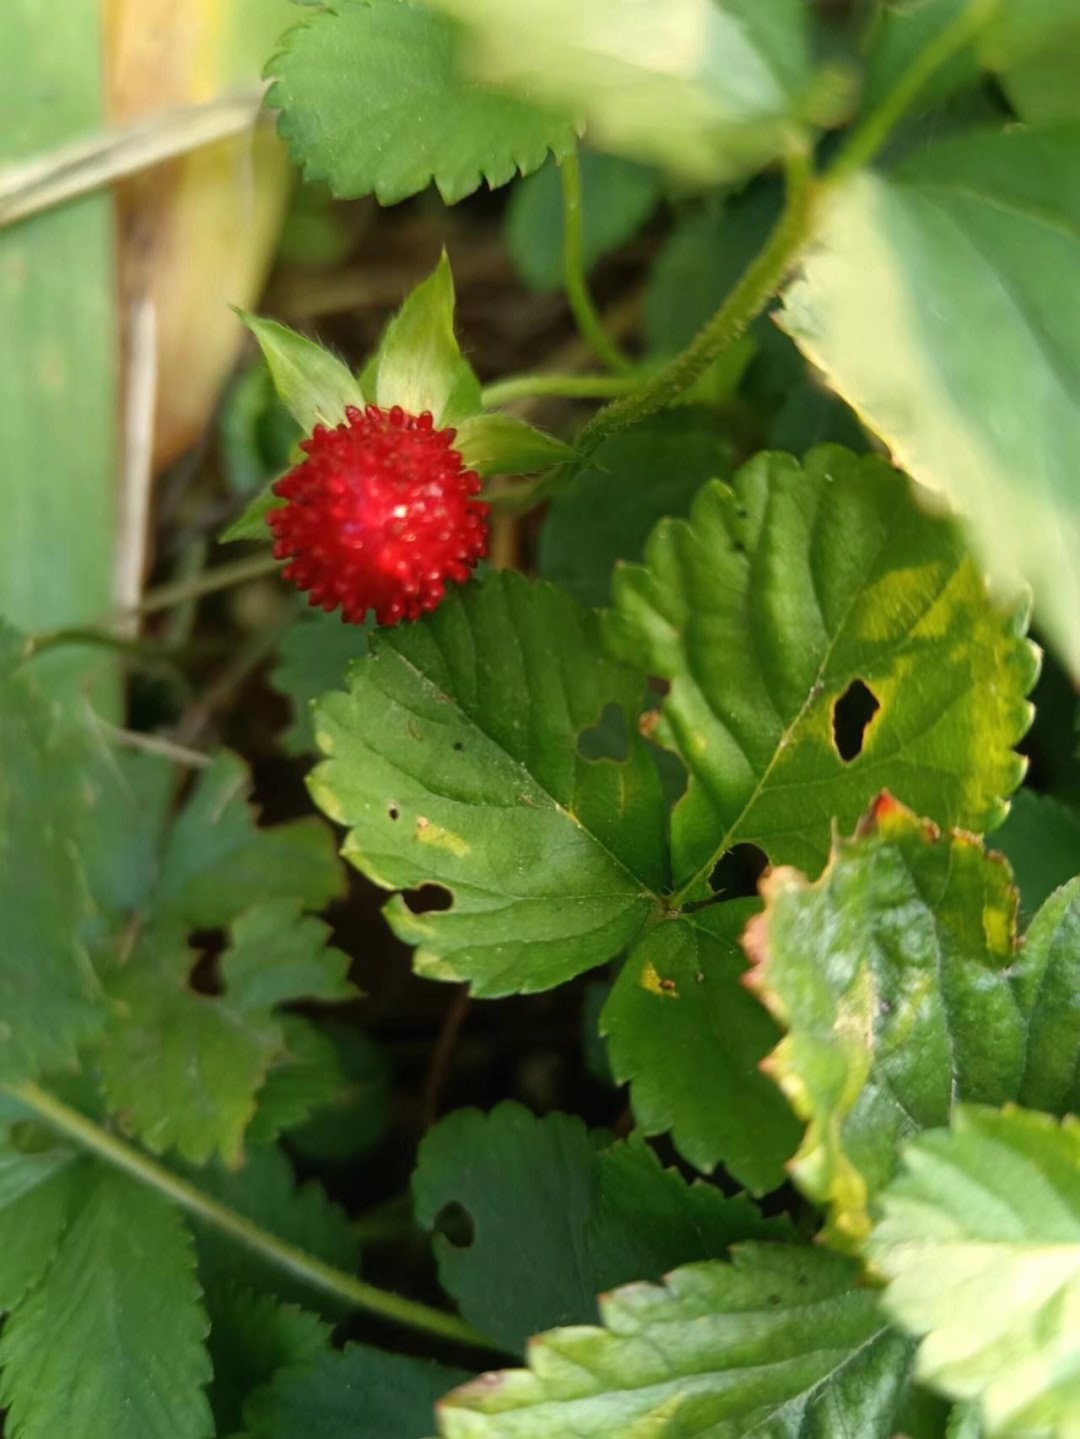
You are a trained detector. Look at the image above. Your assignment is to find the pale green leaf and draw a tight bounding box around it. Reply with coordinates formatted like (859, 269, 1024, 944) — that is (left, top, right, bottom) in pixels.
(778, 124, 1080, 676)
(427, 0, 854, 184)
(870, 1105, 1080, 1436)
(308, 570, 667, 997)
(602, 902, 802, 1192)
(436, 1244, 913, 1437)
(744, 796, 1028, 1248)
(368, 254, 481, 426)
(0, 1166, 212, 1439)
(453, 413, 580, 478)
(413, 1104, 785, 1351)
(266, 0, 576, 204)
(604, 447, 1036, 896)
(238, 312, 364, 433)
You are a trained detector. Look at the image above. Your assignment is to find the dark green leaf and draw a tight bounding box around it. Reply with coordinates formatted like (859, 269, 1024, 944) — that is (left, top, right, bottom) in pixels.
(308, 571, 667, 997)
(505, 150, 660, 292)
(0, 1138, 82, 1312)
(988, 788, 1080, 923)
(0, 1166, 212, 1439)
(412, 1103, 785, 1351)
(266, 0, 576, 204)
(602, 901, 802, 1192)
(244, 1014, 350, 1149)
(218, 361, 303, 498)
(205, 1285, 330, 1437)
(744, 796, 1028, 1247)
(270, 607, 374, 756)
(438, 1244, 913, 1437)
(285, 1023, 391, 1163)
(604, 447, 1036, 897)
(1012, 876, 1080, 1117)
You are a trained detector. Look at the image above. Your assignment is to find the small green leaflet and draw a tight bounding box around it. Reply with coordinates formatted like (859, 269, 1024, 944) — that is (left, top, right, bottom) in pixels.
(434, 1244, 913, 1437)
(412, 1104, 787, 1351)
(744, 795, 1031, 1248)
(308, 570, 667, 997)
(604, 446, 1036, 897)
(778, 123, 1080, 678)
(204, 1286, 330, 1437)
(265, 0, 576, 204)
(870, 1105, 1080, 1436)
(0, 1164, 212, 1439)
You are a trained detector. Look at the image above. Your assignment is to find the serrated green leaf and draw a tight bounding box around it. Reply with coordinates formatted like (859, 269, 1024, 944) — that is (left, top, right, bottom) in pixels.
(0, 638, 105, 1080)
(368, 254, 481, 426)
(205, 1285, 331, 1437)
(308, 570, 667, 997)
(869, 1105, 1080, 1436)
(505, 150, 660, 292)
(538, 410, 733, 610)
(604, 447, 1036, 897)
(98, 902, 351, 1165)
(242, 1341, 470, 1439)
(987, 788, 1080, 924)
(221, 480, 286, 544)
(285, 1022, 391, 1162)
(436, 1244, 913, 1437)
(778, 124, 1080, 678)
(744, 796, 1029, 1248)
(0, 1139, 82, 1312)
(413, 1104, 785, 1352)
(266, 0, 576, 204)
(602, 901, 803, 1192)
(454, 413, 580, 478)
(0, 1165, 212, 1439)
(238, 312, 364, 433)
(427, 0, 854, 184)
(245, 1014, 350, 1149)
(157, 751, 343, 928)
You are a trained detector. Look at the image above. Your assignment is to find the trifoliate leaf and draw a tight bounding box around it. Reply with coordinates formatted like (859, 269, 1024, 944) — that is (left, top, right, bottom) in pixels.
(987, 788, 1080, 923)
(238, 312, 364, 433)
(156, 751, 343, 928)
(601, 901, 802, 1192)
(0, 1165, 212, 1439)
(778, 124, 1080, 678)
(98, 902, 351, 1165)
(412, 1104, 786, 1352)
(744, 795, 1028, 1248)
(453, 413, 580, 478)
(0, 634, 104, 1080)
(266, 0, 576, 204)
(604, 447, 1036, 898)
(505, 150, 661, 292)
(308, 570, 667, 997)
(427, 0, 854, 184)
(869, 1105, 1080, 1436)
(436, 1244, 913, 1437)
(538, 410, 733, 609)
(368, 254, 481, 426)
(241, 1341, 471, 1439)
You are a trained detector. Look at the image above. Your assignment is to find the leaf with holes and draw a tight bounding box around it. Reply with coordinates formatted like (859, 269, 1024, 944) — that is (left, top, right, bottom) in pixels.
(604, 446, 1036, 900)
(412, 1103, 787, 1352)
(308, 570, 667, 997)
(601, 901, 803, 1192)
(0, 1165, 213, 1439)
(869, 1105, 1080, 1436)
(265, 0, 576, 205)
(436, 1244, 913, 1437)
(97, 901, 352, 1166)
(744, 795, 1031, 1248)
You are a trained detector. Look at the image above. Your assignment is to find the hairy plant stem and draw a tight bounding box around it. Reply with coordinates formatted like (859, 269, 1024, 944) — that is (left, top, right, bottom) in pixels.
(4, 1079, 500, 1353)
(573, 148, 818, 458)
(480, 371, 640, 408)
(560, 150, 636, 375)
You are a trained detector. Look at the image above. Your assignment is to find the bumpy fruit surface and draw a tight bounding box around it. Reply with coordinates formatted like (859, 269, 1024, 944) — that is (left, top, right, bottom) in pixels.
(268, 404, 490, 625)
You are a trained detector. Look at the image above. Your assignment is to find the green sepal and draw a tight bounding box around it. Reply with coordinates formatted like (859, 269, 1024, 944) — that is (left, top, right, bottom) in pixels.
(236, 311, 364, 433)
(366, 253, 482, 426)
(454, 412, 581, 477)
(219, 479, 286, 545)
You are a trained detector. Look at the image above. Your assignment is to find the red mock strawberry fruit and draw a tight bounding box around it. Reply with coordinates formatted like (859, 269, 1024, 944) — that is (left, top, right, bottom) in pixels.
(267, 404, 490, 625)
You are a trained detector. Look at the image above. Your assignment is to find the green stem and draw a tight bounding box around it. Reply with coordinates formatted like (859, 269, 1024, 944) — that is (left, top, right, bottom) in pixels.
(826, 0, 997, 181)
(118, 551, 284, 619)
(573, 148, 818, 457)
(480, 371, 640, 408)
(560, 151, 635, 375)
(4, 1079, 500, 1354)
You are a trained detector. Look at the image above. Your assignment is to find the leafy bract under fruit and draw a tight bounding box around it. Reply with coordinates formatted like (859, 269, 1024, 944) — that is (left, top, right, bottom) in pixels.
(870, 1105, 1080, 1436)
(435, 1244, 913, 1438)
(265, 0, 576, 204)
(604, 445, 1036, 898)
(308, 570, 667, 997)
